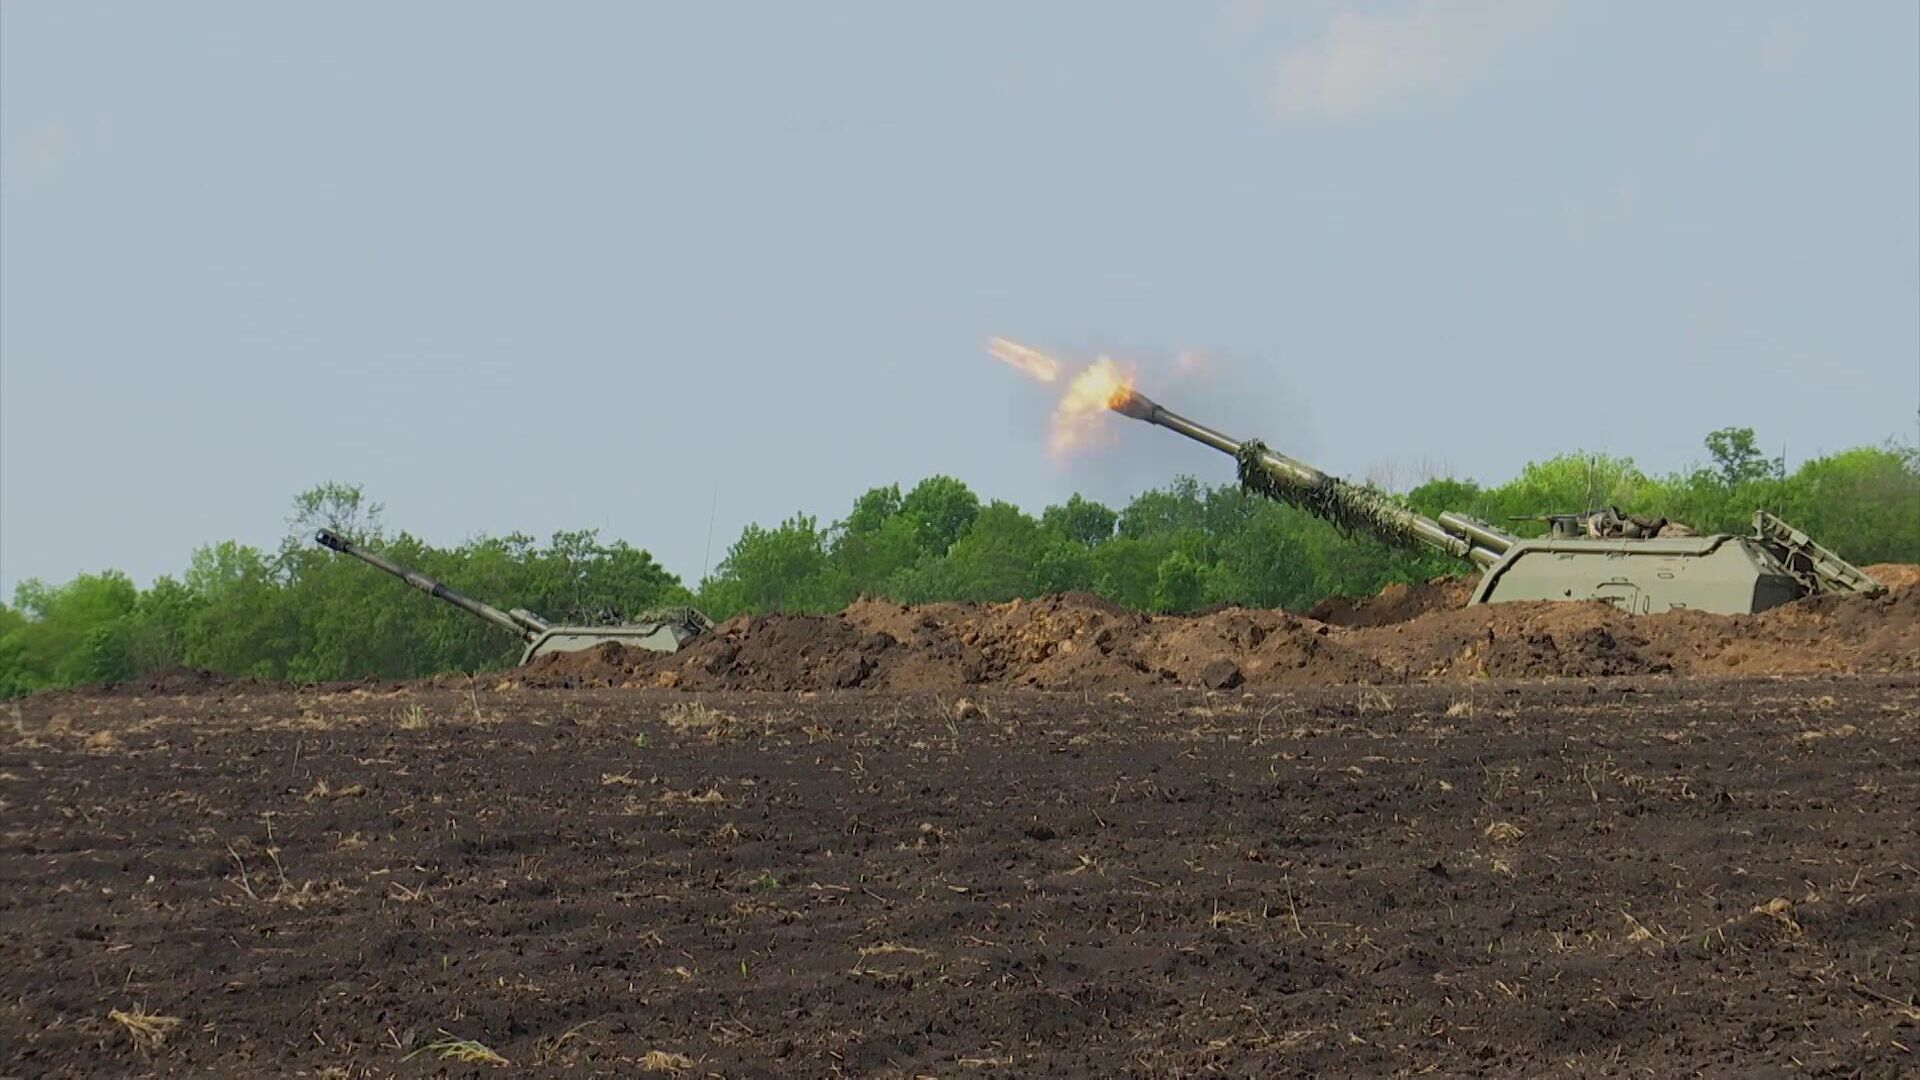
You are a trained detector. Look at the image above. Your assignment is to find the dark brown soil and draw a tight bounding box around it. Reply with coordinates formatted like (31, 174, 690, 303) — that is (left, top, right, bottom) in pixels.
(4, 676, 1917, 1077)
(517, 584, 1920, 692)
(77, 667, 258, 698)
(1306, 576, 1475, 627)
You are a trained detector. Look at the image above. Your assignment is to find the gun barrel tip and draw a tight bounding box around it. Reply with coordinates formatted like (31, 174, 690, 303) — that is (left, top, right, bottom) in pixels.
(1110, 387, 1157, 421)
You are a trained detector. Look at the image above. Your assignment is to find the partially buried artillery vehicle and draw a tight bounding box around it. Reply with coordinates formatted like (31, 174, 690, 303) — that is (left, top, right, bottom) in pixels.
(1108, 388, 1884, 615)
(315, 528, 712, 662)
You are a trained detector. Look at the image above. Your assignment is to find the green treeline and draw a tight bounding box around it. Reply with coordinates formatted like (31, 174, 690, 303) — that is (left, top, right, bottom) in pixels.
(3, 429, 1915, 697)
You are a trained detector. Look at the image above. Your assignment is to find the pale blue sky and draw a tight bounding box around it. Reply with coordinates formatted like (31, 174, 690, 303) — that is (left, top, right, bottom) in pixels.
(4, 1, 1916, 593)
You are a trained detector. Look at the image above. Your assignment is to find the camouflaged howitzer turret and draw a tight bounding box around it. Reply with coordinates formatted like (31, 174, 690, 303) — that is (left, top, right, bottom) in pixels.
(314, 529, 712, 661)
(1109, 388, 1884, 615)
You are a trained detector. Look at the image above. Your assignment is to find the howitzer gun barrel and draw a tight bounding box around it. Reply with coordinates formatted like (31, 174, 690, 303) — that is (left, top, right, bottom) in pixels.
(1109, 389, 1508, 569)
(1436, 512, 1515, 557)
(314, 529, 549, 640)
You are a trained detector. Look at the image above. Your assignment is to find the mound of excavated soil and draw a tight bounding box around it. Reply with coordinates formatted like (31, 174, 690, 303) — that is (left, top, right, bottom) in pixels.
(514, 582, 1919, 691)
(81, 667, 257, 698)
(1865, 562, 1920, 589)
(1307, 576, 1475, 627)
(518, 613, 906, 692)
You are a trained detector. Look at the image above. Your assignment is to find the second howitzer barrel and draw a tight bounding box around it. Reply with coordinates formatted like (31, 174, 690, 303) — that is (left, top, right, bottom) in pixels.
(314, 528, 550, 640)
(1108, 389, 1511, 568)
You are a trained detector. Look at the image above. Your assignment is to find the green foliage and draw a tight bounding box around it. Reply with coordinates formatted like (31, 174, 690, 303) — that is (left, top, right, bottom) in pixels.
(1042, 495, 1118, 546)
(940, 502, 1050, 602)
(842, 484, 903, 537)
(180, 542, 297, 679)
(1091, 537, 1162, 610)
(1151, 551, 1207, 613)
(289, 481, 384, 538)
(1703, 427, 1783, 487)
(898, 476, 982, 557)
(2, 428, 1914, 697)
(701, 515, 839, 616)
(1032, 537, 1095, 595)
(1477, 452, 1650, 534)
(2, 571, 140, 691)
(831, 485, 922, 597)
(1765, 444, 1920, 564)
(1118, 476, 1209, 539)
(1405, 478, 1481, 519)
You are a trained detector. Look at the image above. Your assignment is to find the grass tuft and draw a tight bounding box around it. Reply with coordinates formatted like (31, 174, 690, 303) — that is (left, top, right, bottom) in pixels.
(662, 701, 739, 737)
(305, 780, 368, 802)
(1483, 821, 1525, 844)
(857, 942, 933, 959)
(404, 1032, 510, 1067)
(108, 1009, 182, 1050)
(639, 1049, 694, 1071)
(1751, 896, 1804, 937)
(534, 1021, 600, 1064)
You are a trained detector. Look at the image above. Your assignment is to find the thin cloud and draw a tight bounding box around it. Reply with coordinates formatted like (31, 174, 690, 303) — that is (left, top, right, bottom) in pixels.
(1273, 0, 1556, 119)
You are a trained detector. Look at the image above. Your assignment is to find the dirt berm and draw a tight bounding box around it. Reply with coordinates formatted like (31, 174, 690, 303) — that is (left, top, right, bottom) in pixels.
(518, 571, 1920, 692)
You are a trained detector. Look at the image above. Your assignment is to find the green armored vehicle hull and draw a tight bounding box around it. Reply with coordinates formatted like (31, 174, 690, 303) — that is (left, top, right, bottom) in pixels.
(1109, 389, 1883, 616)
(514, 619, 705, 662)
(1466, 534, 1800, 614)
(315, 529, 710, 662)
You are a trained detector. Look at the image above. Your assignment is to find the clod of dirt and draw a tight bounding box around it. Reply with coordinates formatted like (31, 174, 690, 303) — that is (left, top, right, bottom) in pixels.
(1199, 659, 1243, 690)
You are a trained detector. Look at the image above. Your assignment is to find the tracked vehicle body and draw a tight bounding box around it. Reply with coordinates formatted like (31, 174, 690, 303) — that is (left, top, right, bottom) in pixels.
(1467, 534, 1798, 613)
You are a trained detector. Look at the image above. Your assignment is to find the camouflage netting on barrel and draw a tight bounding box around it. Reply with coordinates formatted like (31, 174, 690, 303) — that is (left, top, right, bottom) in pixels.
(1235, 439, 1429, 553)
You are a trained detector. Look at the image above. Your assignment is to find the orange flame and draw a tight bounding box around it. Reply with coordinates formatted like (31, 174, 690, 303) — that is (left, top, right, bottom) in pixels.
(1049, 357, 1134, 454)
(984, 338, 1134, 456)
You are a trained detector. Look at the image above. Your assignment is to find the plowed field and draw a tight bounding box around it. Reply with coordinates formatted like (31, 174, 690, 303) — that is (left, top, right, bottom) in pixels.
(5, 673, 1917, 1077)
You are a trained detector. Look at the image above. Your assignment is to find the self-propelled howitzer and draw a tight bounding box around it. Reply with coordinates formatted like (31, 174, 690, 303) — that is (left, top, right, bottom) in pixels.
(314, 529, 711, 662)
(1108, 388, 1884, 615)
